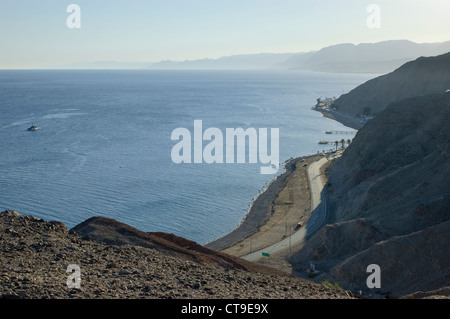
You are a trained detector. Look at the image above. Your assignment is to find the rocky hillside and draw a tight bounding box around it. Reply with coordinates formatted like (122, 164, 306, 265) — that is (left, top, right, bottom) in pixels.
(292, 92, 450, 297)
(331, 52, 450, 117)
(0, 210, 351, 299)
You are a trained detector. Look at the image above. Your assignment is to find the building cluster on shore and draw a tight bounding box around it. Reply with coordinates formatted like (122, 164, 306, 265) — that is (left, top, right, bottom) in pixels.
(314, 97, 336, 110)
(312, 96, 373, 129)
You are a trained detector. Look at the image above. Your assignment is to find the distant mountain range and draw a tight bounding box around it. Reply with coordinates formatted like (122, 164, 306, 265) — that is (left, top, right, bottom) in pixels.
(149, 53, 297, 70)
(285, 40, 450, 73)
(60, 40, 450, 74)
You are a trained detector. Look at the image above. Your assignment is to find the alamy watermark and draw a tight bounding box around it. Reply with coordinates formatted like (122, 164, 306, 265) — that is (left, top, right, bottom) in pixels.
(367, 4, 381, 29)
(171, 120, 279, 174)
(66, 264, 81, 289)
(64, 4, 381, 29)
(66, 4, 81, 29)
(65, 4, 381, 30)
(366, 264, 381, 289)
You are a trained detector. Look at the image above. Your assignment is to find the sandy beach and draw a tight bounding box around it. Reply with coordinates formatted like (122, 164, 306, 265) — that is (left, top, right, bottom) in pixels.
(206, 154, 327, 256)
(206, 106, 356, 259)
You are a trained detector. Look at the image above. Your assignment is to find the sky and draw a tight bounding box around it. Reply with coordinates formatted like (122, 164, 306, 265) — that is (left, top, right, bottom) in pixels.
(1, 0, 450, 69)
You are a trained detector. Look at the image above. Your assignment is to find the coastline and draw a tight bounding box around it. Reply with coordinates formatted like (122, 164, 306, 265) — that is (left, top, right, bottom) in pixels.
(207, 107, 360, 255)
(315, 108, 365, 130)
(205, 154, 316, 252)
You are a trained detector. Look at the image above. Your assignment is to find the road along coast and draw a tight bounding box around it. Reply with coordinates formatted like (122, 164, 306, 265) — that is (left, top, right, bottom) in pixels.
(239, 156, 330, 262)
(206, 152, 334, 262)
(314, 108, 364, 130)
(206, 155, 313, 251)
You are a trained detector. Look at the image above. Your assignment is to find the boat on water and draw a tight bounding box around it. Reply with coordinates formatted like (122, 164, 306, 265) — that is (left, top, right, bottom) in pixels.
(325, 131, 333, 134)
(28, 125, 38, 131)
(318, 141, 328, 144)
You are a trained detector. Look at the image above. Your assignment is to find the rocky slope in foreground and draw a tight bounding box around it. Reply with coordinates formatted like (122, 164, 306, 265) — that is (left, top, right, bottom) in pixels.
(292, 93, 450, 297)
(0, 210, 351, 299)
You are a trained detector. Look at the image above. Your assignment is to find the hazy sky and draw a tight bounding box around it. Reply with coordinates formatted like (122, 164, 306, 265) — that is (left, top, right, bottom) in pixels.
(1, 0, 449, 68)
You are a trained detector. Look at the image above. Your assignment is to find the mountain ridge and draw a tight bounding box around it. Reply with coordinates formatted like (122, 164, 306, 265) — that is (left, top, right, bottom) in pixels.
(293, 92, 450, 297)
(51, 40, 450, 74)
(330, 52, 450, 116)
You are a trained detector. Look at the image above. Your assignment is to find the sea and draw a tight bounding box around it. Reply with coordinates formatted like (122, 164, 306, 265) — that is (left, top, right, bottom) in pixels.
(0, 69, 375, 245)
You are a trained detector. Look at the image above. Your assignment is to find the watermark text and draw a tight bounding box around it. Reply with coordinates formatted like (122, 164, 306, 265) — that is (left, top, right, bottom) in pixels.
(171, 120, 279, 174)
(66, 264, 81, 289)
(366, 264, 381, 288)
(367, 4, 381, 29)
(66, 4, 81, 29)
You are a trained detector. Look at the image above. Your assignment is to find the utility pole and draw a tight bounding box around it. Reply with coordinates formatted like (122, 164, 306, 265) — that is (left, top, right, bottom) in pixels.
(289, 226, 292, 262)
(286, 215, 291, 261)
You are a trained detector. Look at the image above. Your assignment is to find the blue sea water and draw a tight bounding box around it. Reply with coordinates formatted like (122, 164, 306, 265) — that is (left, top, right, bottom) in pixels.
(0, 70, 375, 244)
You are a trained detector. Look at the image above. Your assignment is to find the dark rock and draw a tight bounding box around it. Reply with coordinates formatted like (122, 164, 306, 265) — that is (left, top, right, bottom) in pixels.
(332, 52, 450, 116)
(293, 92, 450, 297)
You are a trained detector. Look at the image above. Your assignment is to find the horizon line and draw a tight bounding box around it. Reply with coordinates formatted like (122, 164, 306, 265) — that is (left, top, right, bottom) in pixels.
(2, 38, 449, 70)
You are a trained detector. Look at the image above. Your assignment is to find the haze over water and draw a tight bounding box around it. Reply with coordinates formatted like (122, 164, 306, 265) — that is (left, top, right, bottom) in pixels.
(0, 70, 375, 244)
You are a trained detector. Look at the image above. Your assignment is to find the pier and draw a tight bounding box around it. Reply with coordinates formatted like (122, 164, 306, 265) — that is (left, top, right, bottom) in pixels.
(325, 130, 355, 135)
(318, 141, 349, 145)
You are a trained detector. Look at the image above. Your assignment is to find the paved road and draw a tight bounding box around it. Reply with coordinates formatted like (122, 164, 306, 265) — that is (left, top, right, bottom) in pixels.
(242, 157, 329, 262)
